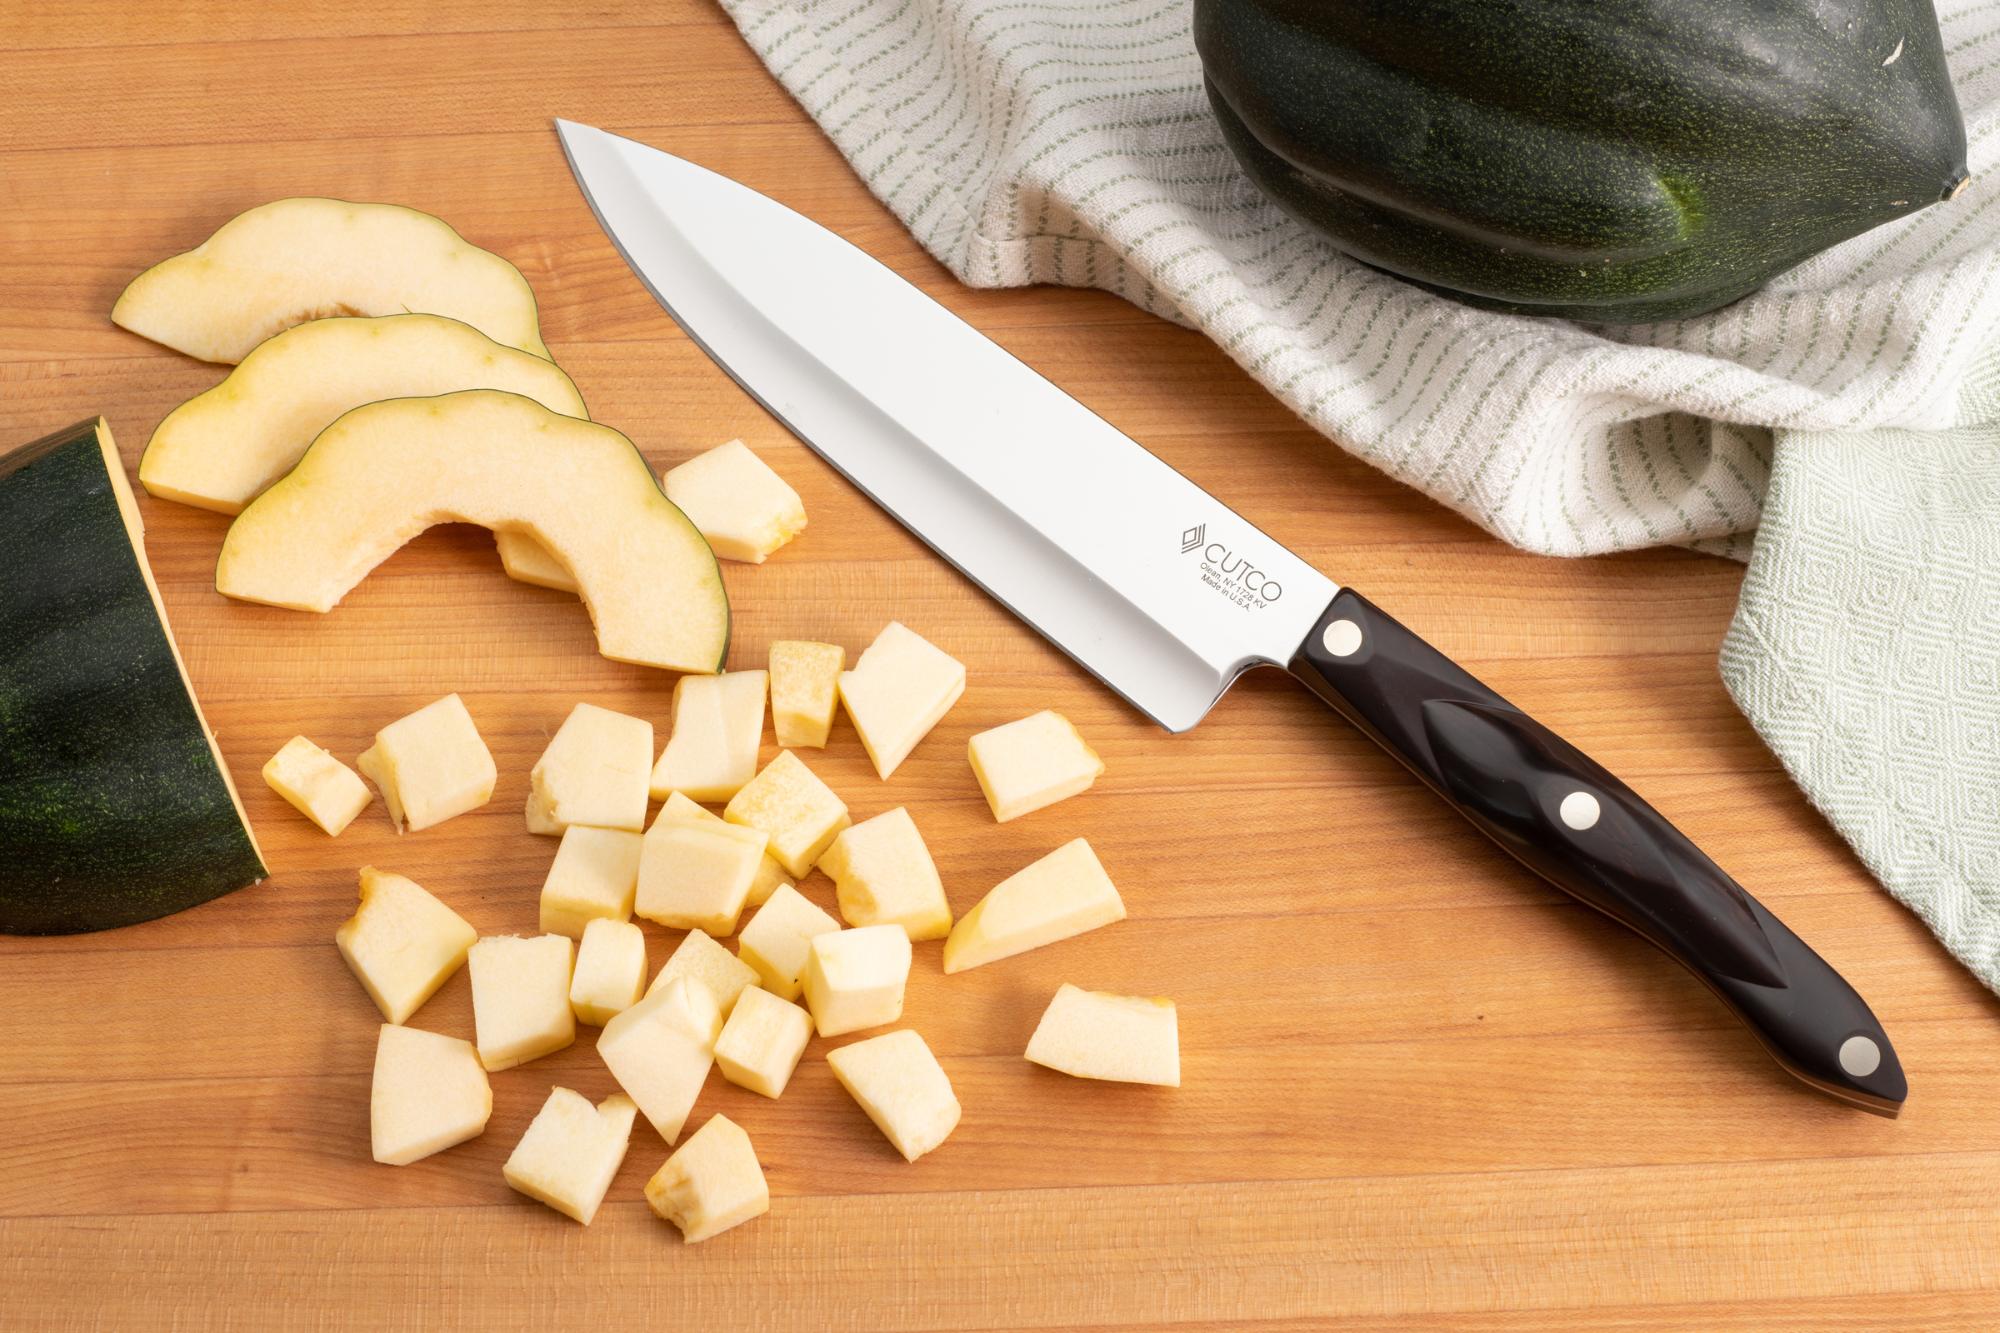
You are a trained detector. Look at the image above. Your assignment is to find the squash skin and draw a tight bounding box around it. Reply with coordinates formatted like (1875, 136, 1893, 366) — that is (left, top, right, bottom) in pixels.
(1194, 0, 1970, 322)
(0, 420, 266, 934)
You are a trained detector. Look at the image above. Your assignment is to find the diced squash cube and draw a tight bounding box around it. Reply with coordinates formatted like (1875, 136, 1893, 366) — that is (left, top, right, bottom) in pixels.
(503, 1087, 637, 1225)
(598, 977, 722, 1144)
(494, 533, 578, 593)
(661, 439, 806, 564)
(646, 1113, 770, 1241)
(818, 807, 951, 941)
(803, 923, 910, 1038)
(735, 884, 841, 1001)
(769, 640, 844, 748)
(713, 985, 812, 1098)
(537, 825, 643, 938)
(336, 866, 476, 1024)
(1025, 984, 1179, 1086)
(838, 622, 964, 779)
(826, 1029, 960, 1163)
(353, 747, 403, 829)
(967, 711, 1104, 823)
(650, 671, 768, 802)
(525, 702, 652, 835)
(356, 694, 496, 832)
(636, 817, 768, 934)
(262, 735, 372, 836)
(370, 1024, 492, 1165)
(646, 927, 761, 1015)
(569, 918, 649, 1026)
(942, 839, 1125, 974)
(745, 851, 793, 909)
(654, 792, 793, 908)
(653, 790, 716, 828)
(468, 934, 576, 1071)
(724, 750, 850, 878)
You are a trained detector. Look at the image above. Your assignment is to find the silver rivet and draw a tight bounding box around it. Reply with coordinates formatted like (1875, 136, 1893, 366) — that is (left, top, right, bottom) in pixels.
(1322, 619, 1363, 658)
(1839, 1034, 1882, 1078)
(1559, 791, 1600, 831)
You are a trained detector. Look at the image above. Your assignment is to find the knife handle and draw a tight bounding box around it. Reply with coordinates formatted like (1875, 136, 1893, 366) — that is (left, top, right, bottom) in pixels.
(1288, 588, 1906, 1115)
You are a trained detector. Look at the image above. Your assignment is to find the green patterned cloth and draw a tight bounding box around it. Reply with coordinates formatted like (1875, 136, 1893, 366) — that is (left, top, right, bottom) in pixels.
(723, 0, 2000, 986)
(1724, 350, 2000, 985)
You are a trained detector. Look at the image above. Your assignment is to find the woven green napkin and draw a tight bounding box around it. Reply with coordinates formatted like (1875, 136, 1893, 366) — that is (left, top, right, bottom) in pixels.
(1724, 349, 2000, 988)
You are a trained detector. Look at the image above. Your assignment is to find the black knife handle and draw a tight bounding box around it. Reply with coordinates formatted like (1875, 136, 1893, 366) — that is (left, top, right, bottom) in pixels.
(1289, 588, 1906, 1115)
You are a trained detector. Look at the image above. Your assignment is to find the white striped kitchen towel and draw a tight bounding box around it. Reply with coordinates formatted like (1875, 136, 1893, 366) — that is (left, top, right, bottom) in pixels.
(722, 0, 2000, 989)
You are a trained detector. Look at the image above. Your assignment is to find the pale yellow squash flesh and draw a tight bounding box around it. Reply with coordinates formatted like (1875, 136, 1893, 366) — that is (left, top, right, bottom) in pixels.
(502, 1088, 637, 1226)
(645, 926, 760, 1015)
(113, 198, 549, 364)
(135, 311, 584, 590)
(650, 670, 767, 802)
(215, 391, 729, 674)
(802, 923, 911, 1038)
(712, 988, 812, 1099)
(139, 314, 587, 515)
(1023, 984, 1180, 1087)
(825, 1030, 961, 1163)
(599, 978, 723, 1145)
(370, 1024, 493, 1167)
(662, 439, 807, 564)
(497, 526, 581, 589)
(645, 1113, 771, 1242)
(502, 439, 808, 592)
(818, 806, 952, 941)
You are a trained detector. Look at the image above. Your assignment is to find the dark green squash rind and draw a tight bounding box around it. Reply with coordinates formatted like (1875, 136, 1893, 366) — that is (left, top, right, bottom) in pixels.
(0, 419, 266, 934)
(1194, 0, 1971, 322)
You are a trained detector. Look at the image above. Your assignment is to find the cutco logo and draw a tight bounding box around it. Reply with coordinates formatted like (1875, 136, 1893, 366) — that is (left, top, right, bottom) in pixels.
(1179, 523, 1282, 610)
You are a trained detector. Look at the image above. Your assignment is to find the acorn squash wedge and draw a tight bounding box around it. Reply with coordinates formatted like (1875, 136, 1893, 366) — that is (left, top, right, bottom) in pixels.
(136, 312, 589, 591)
(1194, 0, 1970, 322)
(139, 314, 589, 515)
(215, 390, 729, 674)
(112, 197, 549, 362)
(0, 419, 265, 935)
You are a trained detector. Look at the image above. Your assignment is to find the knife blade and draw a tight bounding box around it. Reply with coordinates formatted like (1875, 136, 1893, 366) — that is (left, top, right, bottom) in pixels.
(556, 118, 1907, 1116)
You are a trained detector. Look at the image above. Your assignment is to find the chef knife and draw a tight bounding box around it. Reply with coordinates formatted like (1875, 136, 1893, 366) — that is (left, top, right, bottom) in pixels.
(555, 119, 1906, 1116)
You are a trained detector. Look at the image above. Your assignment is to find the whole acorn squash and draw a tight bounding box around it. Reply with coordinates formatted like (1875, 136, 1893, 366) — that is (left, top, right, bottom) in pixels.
(1193, 0, 1970, 322)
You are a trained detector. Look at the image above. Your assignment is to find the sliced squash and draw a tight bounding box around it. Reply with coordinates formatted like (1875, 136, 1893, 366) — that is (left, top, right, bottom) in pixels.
(0, 419, 265, 934)
(215, 390, 729, 674)
(139, 314, 586, 515)
(136, 311, 600, 592)
(113, 198, 549, 363)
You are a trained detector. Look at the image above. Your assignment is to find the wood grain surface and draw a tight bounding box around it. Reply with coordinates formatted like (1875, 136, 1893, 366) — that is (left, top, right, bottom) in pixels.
(6, 3, 2000, 1328)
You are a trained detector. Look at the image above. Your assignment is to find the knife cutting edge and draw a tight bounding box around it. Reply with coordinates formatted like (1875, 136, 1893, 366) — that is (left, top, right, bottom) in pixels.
(553, 118, 1907, 1116)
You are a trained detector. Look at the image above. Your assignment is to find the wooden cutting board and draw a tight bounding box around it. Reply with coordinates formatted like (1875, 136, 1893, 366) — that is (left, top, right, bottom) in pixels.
(6, 3, 2000, 1327)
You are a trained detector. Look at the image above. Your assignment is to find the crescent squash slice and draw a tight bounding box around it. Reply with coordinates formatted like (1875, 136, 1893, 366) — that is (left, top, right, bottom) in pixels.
(112, 198, 549, 363)
(137, 313, 588, 588)
(0, 419, 265, 935)
(139, 315, 588, 514)
(215, 390, 729, 674)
